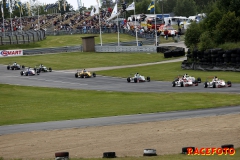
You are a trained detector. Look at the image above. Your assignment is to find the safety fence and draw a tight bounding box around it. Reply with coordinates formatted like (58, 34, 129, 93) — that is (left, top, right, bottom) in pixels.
(0, 30, 46, 45)
(22, 46, 82, 55)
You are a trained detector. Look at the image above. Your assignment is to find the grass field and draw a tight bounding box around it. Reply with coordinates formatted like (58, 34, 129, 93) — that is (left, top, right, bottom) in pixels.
(0, 52, 180, 70)
(98, 62, 240, 83)
(0, 33, 178, 50)
(1, 84, 239, 126)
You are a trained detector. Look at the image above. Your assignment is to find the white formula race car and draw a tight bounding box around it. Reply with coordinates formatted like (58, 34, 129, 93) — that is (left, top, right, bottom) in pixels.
(20, 67, 40, 76)
(127, 73, 150, 83)
(204, 78, 232, 88)
(172, 74, 200, 87)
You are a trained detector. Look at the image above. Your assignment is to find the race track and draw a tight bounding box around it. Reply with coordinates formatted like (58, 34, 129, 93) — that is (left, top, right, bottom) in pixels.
(1, 65, 240, 93)
(1, 64, 240, 135)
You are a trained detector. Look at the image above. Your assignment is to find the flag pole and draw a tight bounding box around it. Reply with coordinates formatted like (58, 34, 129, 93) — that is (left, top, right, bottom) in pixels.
(1, 2, 4, 37)
(117, 13, 119, 46)
(134, 1, 138, 46)
(154, 0, 157, 46)
(98, 4, 102, 46)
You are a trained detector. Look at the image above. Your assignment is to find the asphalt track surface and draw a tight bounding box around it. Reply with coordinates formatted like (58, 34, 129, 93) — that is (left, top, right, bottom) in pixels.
(1, 60, 240, 135)
(1, 65, 240, 93)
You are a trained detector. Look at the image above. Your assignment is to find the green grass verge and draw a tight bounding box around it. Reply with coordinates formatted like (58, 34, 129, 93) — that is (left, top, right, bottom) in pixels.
(97, 62, 240, 83)
(0, 52, 180, 70)
(0, 84, 239, 126)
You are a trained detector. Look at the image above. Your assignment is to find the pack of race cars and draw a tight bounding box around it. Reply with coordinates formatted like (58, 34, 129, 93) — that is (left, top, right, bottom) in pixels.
(6, 62, 232, 88)
(7, 62, 52, 76)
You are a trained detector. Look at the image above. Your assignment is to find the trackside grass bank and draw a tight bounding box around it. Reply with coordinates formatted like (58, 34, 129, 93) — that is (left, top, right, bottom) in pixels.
(97, 62, 240, 83)
(0, 34, 142, 50)
(0, 52, 180, 70)
(0, 84, 240, 126)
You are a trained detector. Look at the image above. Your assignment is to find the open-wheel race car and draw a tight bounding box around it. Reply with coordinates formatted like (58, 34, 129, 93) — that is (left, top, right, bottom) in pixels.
(35, 64, 52, 72)
(127, 73, 150, 83)
(204, 76, 232, 88)
(7, 62, 25, 70)
(75, 69, 96, 78)
(20, 67, 40, 76)
(172, 74, 201, 87)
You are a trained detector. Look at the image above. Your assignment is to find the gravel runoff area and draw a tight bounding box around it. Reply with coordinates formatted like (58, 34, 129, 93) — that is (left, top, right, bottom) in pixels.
(0, 113, 239, 159)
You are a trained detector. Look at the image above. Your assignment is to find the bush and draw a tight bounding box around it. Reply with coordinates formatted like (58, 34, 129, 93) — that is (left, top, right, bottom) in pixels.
(198, 31, 216, 51)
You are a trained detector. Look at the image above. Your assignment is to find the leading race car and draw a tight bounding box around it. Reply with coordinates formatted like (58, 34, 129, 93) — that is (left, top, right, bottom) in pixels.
(172, 74, 200, 87)
(75, 69, 96, 78)
(204, 76, 232, 88)
(127, 73, 150, 83)
(7, 62, 25, 70)
(20, 67, 40, 76)
(35, 64, 52, 72)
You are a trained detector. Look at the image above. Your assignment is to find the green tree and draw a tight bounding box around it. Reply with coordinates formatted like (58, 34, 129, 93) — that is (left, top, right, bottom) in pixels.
(217, 0, 240, 17)
(198, 31, 216, 51)
(201, 8, 223, 32)
(184, 22, 202, 48)
(214, 11, 240, 44)
(158, 0, 177, 14)
(173, 0, 197, 17)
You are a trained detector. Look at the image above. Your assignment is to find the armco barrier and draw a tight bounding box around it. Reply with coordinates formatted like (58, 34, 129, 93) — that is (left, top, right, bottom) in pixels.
(95, 46, 157, 53)
(22, 46, 157, 55)
(23, 46, 82, 55)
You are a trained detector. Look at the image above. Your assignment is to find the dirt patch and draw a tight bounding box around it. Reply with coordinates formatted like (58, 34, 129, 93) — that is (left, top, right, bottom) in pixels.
(0, 114, 239, 160)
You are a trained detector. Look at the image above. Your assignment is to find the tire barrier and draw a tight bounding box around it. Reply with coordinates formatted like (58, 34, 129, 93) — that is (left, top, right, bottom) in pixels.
(55, 152, 69, 160)
(159, 46, 185, 58)
(182, 48, 240, 71)
(103, 152, 116, 158)
(182, 147, 195, 154)
(221, 144, 234, 149)
(143, 149, 157, 156)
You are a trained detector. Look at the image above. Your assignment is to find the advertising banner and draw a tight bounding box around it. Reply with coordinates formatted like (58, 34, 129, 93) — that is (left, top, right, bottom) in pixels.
(0, 50, 23, 57)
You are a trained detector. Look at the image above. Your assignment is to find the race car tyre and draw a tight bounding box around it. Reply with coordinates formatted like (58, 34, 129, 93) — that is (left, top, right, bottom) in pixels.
(147, 76, 150, 82)
(22, 65, 25, 69)
(143, 149, 157, 156)
(182, 147, 195, 154)
(197, 77, 201, 83)
(180, 81, 184, 87)
(55, 152, 69, 157)
(172, 81, 176, 87)
(127, 77, 131, 82)
(81, 75, 84, 78)
(12, 67, 14, 70)
(213, 82, 216, 88)
(195, 81, 198, 86)
(7, 66, 10, 70)
(93, 72, 96, 77)
(134, 78, 138, 83)
(227, 81, 232, 87)
(103, 152, 116, 158)
(221, 144, 234, 149)
(75, 73, 78, 78)
(49, 68, 52, 72)
(26, 73, 28, 76)
(20, 71, 23, 76)
(204, 82, 208, 88)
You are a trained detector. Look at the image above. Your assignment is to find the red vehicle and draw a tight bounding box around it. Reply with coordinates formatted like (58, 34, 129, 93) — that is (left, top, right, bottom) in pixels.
(146, 17, 164, 30)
